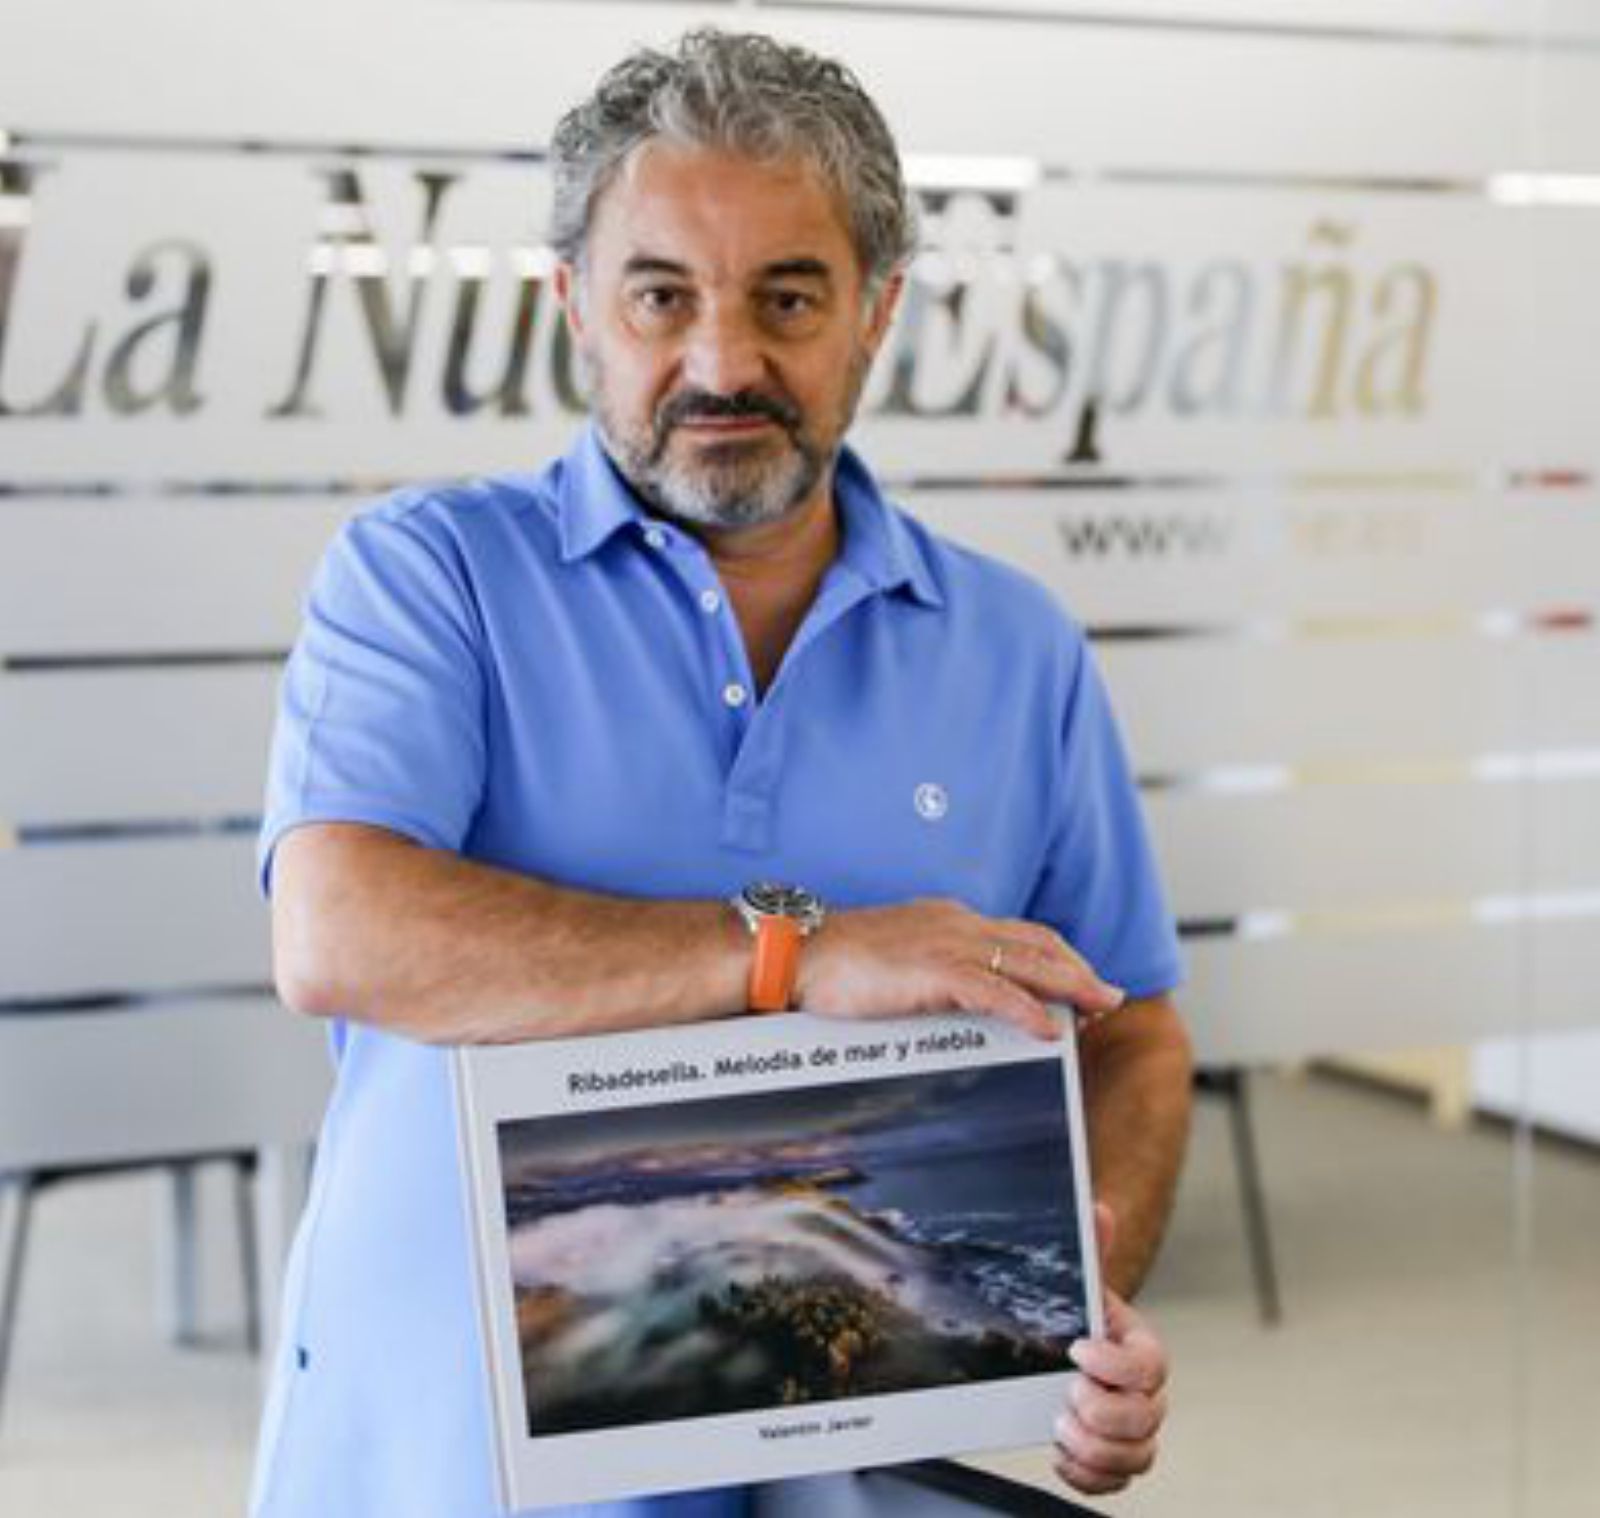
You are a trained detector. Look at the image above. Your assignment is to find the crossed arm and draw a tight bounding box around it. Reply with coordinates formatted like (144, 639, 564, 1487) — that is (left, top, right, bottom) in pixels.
(271, 820, 1192, 1497)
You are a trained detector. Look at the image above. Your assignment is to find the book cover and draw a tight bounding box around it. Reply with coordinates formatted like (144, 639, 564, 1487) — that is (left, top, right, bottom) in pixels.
(452, 1011, 1102, 1512)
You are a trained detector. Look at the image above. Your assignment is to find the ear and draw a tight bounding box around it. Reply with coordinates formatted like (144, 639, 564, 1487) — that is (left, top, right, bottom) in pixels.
(554, 260, 586, 342)
(861, 269, 906, 359)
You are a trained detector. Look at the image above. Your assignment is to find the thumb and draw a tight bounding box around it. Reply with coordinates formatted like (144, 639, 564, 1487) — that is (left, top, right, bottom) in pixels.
(1090, 1201, 1128, 1339)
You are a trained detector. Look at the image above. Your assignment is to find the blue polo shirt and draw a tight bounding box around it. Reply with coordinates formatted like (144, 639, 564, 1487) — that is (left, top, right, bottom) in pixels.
(251, 424, 1182, 1517)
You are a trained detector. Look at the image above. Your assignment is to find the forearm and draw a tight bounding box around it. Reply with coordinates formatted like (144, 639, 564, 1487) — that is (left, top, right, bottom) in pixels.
(270, 822, 1134, 1050)
(270, 822, 749, 1044)
(1079, 994, 1193, 1298)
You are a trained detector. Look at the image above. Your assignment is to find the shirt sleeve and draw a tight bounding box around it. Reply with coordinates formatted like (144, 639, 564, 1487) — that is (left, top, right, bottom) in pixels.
(1025, 636, 1185, 1000)
(257, 500, 488, 894)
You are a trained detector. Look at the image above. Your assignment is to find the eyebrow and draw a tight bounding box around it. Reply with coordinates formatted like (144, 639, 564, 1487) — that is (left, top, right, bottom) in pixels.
(620, 255, 691, 279)
(618, 254, 836, 283)
(760, 258, 833, 283)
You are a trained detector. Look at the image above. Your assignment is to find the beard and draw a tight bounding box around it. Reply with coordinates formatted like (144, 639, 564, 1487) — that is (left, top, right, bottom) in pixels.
(587, 354, 869, 532)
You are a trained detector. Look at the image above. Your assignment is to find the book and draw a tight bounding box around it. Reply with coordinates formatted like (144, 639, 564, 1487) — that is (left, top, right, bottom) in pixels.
(452, 1010, 1103, 1512)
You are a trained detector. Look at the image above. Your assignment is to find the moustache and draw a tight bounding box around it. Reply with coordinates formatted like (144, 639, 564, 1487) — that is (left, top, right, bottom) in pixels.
(656, 389, 802, 438)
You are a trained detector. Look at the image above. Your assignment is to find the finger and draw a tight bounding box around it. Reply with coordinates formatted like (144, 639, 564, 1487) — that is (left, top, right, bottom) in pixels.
(1052, 1450, 1131, 1499)
(1102, 1287, 1159, 1358)
(948, 969, 1062, 1042)
(989, 927, 1126, 1013)
(1054, 1408, 1160, 1479)
(1003, 920, 1126, 1006)
(1007, 918, 1108, 981)
(996, 951, 1125, 1016)
(1070, 1325, 1168, 1395)
(1066, 1371, 1167, 1442)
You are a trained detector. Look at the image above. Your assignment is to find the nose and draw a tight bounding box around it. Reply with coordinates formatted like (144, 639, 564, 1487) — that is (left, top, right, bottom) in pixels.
(680, 303, 768, 396)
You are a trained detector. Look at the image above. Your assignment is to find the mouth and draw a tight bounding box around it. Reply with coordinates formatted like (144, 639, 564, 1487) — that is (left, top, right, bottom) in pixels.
(674, 415, 780, 436)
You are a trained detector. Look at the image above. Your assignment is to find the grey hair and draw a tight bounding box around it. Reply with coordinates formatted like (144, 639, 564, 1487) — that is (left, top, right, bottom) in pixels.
(549, 29, 917, 292)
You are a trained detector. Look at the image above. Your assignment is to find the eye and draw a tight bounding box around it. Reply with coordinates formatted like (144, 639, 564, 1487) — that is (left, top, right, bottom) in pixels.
(759, 287, 827, 334)
(629, 285, 691, 322)
(763, 288, 818, 320)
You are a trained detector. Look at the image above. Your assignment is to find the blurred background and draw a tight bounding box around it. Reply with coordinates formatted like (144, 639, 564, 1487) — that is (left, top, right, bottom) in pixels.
(0, 2, 1595, 1514)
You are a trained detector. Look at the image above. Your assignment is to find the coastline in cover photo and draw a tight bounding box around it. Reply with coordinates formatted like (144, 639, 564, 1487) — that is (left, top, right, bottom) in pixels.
(493, 1059, 1089, 1436)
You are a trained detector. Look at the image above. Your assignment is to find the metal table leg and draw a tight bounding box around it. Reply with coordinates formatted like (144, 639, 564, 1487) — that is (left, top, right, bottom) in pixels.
(0, 1172, 37, 1437)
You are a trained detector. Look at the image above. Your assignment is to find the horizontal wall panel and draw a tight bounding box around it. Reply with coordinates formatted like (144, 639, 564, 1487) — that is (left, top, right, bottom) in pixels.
(910, 491, 1600, 630)
(10, 477, 1571, 658)
(1102, 636, 1600, 768)
(1150, 782, 1600, 917)
(1525, 55, 1600, 175)
(0, 836, 267, 998)
(1473, 1030, 1600, 1145)
(1, 168, 1560, 480)
(1520, 637, 1600, 749)
(0, 501, 349, 655)
(0, 2, 1559, 174)
(770, 0, 1589, 43)
(1492, 499, 1600, 613)
(0, 996, 330, 1167)
(0, 667, 279, 824)
(1100, 638, 1525, 769)
(1182, 918, 1600, 1063)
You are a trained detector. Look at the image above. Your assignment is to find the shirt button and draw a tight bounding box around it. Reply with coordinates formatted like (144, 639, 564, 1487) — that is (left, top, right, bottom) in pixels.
(644, 527, 667, 550)
(722, 682, 749, 709)
(698, 589, 722, 615)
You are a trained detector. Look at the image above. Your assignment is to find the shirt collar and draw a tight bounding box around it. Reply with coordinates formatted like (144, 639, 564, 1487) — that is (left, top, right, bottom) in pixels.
(555, 422, 944, 610)
(555, 424, 651, 563)
(830, 444, 943, 609)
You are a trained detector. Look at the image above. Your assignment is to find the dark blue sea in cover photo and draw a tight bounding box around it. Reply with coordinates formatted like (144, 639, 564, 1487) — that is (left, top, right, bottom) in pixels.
(496, 1059, 1087, 1435)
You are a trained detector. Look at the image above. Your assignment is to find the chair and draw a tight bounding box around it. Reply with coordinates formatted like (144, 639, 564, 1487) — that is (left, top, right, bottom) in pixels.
(0, 999, 327, 1436)
(1195, 1064, 1282, 1325)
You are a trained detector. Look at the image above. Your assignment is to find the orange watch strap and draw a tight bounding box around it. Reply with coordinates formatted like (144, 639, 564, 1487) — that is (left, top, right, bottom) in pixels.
(749, 915, 803, 1012)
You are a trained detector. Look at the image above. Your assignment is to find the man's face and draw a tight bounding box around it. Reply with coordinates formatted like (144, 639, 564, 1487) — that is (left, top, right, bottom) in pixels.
(557, 142, 901, 531)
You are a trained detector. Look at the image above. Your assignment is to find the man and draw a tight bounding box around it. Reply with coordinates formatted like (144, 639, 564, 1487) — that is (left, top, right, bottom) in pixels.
(254, 29, 1191, 1518)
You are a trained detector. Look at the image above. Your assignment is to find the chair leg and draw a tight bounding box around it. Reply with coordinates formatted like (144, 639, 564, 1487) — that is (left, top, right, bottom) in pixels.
(232, 1155, 261, 1356)
(1218, 1067, 1283, 1326)
(253, 1143, 315, 1375)
(0, 1171, 37, 1437)
(165, 1161, 202, 1346)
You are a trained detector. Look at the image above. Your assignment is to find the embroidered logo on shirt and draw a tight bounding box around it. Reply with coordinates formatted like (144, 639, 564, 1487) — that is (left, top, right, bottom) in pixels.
(914, 783, 949, 821)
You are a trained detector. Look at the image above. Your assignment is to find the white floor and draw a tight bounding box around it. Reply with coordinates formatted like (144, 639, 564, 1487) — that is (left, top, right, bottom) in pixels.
(985, 1071, 1600, 1518)
(1, 1070, 1596, 1517)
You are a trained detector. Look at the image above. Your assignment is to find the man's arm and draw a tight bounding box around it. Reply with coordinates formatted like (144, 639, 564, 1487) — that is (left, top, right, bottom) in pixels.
(270, 822, 750, 1043)
(1049, 994, 1189, 1498)
(270, 821, 1126, 1044)
(1078, 993, 1192, 1298)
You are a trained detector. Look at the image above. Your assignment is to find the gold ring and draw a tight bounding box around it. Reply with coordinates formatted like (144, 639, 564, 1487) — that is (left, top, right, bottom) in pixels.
(988, 944, 1006, 976)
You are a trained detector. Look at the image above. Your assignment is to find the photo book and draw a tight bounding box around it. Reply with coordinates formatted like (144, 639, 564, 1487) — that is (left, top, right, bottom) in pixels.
(452, 1010, 1103, 1512)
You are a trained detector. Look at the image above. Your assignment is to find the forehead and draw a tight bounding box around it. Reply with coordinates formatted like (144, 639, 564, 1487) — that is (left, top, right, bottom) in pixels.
(585, 141, 859, 281)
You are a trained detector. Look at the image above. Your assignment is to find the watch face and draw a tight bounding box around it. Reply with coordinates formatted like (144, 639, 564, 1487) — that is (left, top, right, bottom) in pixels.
(743, 881, 825, 929)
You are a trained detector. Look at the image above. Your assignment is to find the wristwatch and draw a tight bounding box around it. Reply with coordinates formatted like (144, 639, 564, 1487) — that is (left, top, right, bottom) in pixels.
(731, 881, 827, 1013)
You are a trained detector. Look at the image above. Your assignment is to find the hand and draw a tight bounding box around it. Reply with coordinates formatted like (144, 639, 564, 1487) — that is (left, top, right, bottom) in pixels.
(1053, 1204, 1169, 1497)
(794, 898, 1125, 1040)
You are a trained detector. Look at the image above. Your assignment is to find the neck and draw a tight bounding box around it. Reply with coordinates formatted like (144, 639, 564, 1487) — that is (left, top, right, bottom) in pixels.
(686, 480, 841, 693)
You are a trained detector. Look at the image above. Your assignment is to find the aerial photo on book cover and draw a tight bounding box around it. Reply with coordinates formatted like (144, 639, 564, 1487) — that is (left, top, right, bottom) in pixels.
(453, 1012, 1101, 1511)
